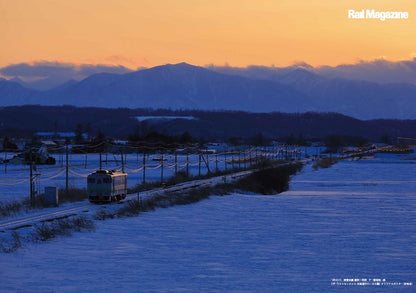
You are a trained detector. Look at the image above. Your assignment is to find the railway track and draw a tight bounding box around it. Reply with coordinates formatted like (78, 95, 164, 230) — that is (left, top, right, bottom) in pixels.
(0, 169, 256, 232)
(0, 154, 372, 233)
(0, 203, 92, 231)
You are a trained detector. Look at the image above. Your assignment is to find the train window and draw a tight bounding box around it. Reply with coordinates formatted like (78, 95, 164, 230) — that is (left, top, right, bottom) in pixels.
(103, 178, 112, 183)
(87, 178, 95, 183)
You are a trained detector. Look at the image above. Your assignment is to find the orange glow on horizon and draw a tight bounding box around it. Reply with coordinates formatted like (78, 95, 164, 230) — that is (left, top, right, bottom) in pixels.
(0, 0, 415, 69)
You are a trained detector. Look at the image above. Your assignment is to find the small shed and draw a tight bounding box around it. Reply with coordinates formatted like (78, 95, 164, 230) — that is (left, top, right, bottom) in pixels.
(44, 186, 59, 206)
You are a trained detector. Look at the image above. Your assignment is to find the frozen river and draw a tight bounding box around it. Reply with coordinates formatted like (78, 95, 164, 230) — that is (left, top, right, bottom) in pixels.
(0, 153, 415, 292)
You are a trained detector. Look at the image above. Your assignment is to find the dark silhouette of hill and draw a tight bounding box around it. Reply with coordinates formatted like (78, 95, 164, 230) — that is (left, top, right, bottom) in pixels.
(1, 105, 416, 141)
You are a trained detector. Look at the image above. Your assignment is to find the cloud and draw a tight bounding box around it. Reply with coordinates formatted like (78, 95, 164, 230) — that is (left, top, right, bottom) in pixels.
(0, 62, 74, 79)
(0, 61, 132, 79)
(208, 57, 416, 85)
(77, 64, 133, 77)
(315, 58, 416, 84)
(4, 58, 416, 89)
(289, 61, 314, 70)
(0, 61, 133, 90)
(103, 55, 150, 69)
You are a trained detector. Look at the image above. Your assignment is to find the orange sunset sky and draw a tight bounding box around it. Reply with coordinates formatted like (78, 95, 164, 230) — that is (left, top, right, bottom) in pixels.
(1, 0, 415, 69)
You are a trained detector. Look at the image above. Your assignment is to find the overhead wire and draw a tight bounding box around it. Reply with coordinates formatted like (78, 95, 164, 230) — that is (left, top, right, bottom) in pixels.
(38, 168, 66, 181)
(0, 144, 296, 190)
(0, 178, 31, 186)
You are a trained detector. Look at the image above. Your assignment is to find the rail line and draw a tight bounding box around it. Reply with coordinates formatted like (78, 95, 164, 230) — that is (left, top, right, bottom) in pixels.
(0, 203, 92, 231)
(0, 152, 372, 232)
(0, 168, 257, 232)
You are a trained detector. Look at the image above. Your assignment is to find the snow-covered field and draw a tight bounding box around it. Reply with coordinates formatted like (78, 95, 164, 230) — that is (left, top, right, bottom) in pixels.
(0, 152, 244, 203)
(1, 153, 415, 292)
(0, 147, 308, 203)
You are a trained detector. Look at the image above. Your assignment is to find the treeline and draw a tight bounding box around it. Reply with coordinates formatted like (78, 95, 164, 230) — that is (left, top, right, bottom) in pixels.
(1, 105, 416, 142)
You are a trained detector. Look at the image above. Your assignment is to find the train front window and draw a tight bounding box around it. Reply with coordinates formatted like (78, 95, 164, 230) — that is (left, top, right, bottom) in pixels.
(88, 178, 95, 183)
(103, 178, 112, 183)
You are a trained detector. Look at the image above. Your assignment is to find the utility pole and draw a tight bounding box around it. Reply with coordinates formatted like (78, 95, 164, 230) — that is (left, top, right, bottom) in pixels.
(121, 152, 124, 172)
(206, 153, 209, 174)
(161, 153, 164, 183)
(224, 151, 227, 171)
(285, 145, 288, 161)
(174, 152, 178, 175)
(142, 152, 146, 186)
(186, 152, 189, 177)
(65, 143, 69, 194)
(99, 152, 102, 170)
(198, 153, 201, 177)
(29, 147, 34, 205)
(4, 151, 7, 174)
(200, 153, 211, 174)
(124, 153, 127, 170)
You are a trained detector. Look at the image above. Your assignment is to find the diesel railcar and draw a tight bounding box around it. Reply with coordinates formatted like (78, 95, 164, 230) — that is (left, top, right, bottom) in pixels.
(87, 170, 127, 203)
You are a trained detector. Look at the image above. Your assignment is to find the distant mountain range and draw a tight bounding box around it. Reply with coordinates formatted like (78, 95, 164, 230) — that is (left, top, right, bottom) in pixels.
(1, 62, 416, 119)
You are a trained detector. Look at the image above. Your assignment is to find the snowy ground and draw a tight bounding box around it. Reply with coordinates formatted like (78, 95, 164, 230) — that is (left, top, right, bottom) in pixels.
(0, 152, 213, 203)
(0, 152, 245, 203)
(0, 146, 311, 203)
(0, 153, 415, 292)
